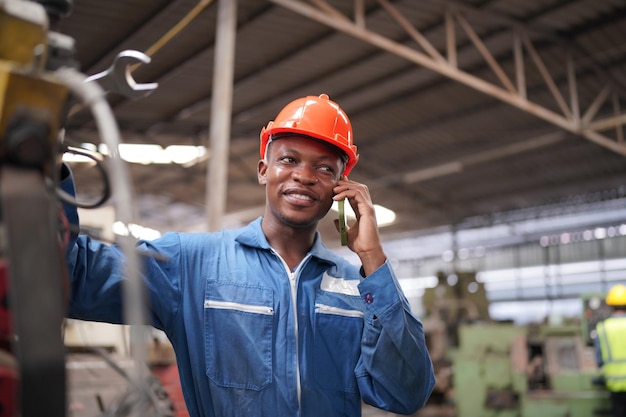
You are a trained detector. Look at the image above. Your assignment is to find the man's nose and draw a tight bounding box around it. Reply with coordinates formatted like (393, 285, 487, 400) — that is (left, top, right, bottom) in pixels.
(292, 165, 318, 184)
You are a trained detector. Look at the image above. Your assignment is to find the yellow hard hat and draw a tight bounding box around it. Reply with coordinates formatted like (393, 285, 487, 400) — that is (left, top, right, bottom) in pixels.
(606, 284, 626, 306)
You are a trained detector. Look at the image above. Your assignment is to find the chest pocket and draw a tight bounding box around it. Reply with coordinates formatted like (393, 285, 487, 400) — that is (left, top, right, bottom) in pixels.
(313, 291, 364, 393)
(204, 280, 274, 390)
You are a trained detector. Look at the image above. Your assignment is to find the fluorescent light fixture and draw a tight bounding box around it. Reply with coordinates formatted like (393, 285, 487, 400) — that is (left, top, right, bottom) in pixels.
(330, 201, 396, 227)
(62, 152, 96, 164)
(112, 221, 162, 240)
(62, 143, 208, 166)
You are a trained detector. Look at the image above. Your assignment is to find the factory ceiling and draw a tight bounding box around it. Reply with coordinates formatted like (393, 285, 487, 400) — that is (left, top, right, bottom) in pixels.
(55, 0, 626, 247)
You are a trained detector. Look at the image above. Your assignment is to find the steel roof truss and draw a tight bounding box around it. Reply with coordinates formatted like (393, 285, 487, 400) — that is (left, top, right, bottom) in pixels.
(268, 0, 626, 157)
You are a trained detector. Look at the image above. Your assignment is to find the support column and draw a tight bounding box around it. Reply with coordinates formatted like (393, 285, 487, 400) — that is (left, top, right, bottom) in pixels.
(206, 0, 237, 231)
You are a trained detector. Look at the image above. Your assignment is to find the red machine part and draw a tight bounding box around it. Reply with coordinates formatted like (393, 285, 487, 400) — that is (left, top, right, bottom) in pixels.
(151, 363, 190, 417)
(0, 260, 17, 417)
(0, 354, 17, 417)
(0, 260, 10, 346)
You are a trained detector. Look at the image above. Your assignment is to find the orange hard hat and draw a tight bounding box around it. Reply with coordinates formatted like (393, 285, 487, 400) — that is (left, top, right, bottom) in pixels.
(606, 284, 626, 306)
(260, 94, 359, 175)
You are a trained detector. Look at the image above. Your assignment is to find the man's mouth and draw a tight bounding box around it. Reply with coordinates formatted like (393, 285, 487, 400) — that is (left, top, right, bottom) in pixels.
(283, 190, 317, 206)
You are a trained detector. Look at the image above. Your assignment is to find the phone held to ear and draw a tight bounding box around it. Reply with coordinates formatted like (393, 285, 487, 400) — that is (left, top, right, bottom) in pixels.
(337, 176, 348, 246)
(338, 198, 348, 246)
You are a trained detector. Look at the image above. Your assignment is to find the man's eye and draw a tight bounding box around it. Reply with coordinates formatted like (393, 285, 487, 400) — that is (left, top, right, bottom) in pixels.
(279, 156, 296, 163)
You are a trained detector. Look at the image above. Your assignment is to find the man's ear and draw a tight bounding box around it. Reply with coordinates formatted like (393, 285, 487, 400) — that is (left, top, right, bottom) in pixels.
(258, 159, 268, 185)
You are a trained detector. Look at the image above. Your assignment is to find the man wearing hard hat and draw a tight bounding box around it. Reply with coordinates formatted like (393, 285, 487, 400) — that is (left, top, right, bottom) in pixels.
(595, 284, 626, 417)
(61, 94, 435, 417)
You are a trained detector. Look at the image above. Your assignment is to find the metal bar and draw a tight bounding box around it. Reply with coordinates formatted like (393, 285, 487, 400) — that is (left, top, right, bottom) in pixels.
(206, 0, 237, 231)
(268, 0, 626, 157)
(522, 34, 572, 119)
(426, 0, 626, 99)
(513, 31, 526, 100)
(582, 129, 626, 156)
(612, 92, 624, 143)
(587, 112, 626, 132)
(399, 132, 566, 185)
(354, 0, 365, 29)
(268, 0, 575, 130)
(456, 12, 517, 94)
(378, 0, 446, 63)
(311, 0, 350, 22)
(403, 161, 463, 184)
(445, 7, 457, 67)
(462, 131, 566, 166)
(582, 85, 610, 126)
(567, 53, 580, 125)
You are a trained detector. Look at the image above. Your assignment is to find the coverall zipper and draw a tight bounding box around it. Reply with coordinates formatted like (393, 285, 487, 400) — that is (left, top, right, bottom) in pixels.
(314, 303, 364, 318)
(272, 250, 311, 415)
(204, 300, 274, 315)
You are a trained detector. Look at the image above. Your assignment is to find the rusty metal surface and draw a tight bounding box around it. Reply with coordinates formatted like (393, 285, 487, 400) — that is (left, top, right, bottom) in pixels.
(1, 166, 67, 417)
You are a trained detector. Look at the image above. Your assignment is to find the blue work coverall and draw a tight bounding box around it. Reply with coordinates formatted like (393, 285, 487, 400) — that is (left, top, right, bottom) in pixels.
(61, 171, 435, 417)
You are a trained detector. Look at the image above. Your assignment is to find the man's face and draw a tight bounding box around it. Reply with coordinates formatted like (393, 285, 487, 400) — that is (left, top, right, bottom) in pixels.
(258, 136, 344, 229)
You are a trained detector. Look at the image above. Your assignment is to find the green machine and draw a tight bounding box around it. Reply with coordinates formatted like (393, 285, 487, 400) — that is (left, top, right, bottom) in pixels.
(453, 322, 610, 417)
(419, 272, 611, 417)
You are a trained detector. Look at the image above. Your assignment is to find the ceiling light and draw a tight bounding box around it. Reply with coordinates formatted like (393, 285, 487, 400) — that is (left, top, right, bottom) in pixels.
(112, 221, 161, 240)
(62, 143, 207, 166)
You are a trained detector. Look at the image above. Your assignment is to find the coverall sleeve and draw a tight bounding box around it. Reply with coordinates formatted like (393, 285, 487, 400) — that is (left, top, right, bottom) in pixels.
(59, 165, 182, 331)
(355, 261, 435, 415)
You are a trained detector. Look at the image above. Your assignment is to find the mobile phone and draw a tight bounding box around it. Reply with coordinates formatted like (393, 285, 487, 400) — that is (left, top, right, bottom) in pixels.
(338, 199, 348, 246)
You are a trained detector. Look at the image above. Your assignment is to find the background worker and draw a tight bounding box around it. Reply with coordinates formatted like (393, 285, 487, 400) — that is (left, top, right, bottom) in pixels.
(61, 94, 435, 417)
(595, 284, 626, 417)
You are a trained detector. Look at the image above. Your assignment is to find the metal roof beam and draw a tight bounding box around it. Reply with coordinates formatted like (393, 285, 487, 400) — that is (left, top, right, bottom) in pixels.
(367, 131, 567, 188)
(268, 0, 626, 157)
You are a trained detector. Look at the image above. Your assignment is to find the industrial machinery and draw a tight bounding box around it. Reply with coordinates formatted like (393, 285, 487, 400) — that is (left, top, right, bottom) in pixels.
(1, 1, 75, 415)
(418, 271, 491, 416)
(0, 1, 170, 416)
(453, 320, 609, 417)
(419, 271, 611, 417)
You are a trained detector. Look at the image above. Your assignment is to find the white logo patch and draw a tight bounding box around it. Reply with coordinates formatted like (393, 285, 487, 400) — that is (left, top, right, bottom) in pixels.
(320, 271, 360, 296)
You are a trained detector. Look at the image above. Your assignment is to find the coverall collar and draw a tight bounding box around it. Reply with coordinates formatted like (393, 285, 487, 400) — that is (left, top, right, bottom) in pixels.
(235, 217, 338, 266)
